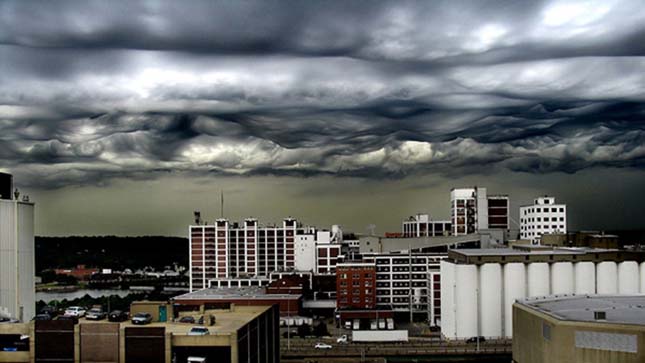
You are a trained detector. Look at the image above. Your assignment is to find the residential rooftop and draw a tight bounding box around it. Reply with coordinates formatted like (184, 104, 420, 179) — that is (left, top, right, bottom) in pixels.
(518, 295, 645, 326)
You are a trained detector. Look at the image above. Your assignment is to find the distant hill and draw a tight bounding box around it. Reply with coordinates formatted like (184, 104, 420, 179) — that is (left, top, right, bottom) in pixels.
(35, 236, 188, 273)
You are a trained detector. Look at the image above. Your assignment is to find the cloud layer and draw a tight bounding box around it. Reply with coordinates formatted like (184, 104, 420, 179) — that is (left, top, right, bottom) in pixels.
(1, 0, 645, 188)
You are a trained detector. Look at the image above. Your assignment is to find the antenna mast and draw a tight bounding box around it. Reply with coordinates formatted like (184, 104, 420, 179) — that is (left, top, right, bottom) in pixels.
(220, 190, 224, 218)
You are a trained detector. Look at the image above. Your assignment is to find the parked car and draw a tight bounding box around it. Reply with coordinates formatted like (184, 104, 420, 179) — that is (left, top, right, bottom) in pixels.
(56, 315, 79, 324)
(188, 326, 210, 336)
(466, 336, 486, 344)
(64, 306, 86, 317)
(86, 308, 107, 320)
(0, 316, 19, 324)
(314, 343, 332, 349)
(187, 357, 206, 363)
(281, 330, 297, 338)
(131, 313, 152, 325)
(40, 306, 60, 318)
(178, 316, 195, 324)
(32, 314, 52, 321)
(336, 335, 348, 343)
(108, 310, 128, 322)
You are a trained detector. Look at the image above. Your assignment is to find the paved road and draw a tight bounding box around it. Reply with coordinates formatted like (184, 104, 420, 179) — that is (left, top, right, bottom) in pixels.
(281, 337, 512, 359)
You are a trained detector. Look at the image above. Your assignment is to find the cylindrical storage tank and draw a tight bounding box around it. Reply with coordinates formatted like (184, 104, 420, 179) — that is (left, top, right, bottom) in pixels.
(574, 262, 595, 294)
(527, 263, 550, 298)
(551, 262, 574, 295)
(596, 261, 618, 294)
(503, 263, 526, 338)
(479, 263, 502, 338)
(641, 262, 645, 293)
(455, 264, 478, 339)
(440, 261, 456, 339)
(618, 261, 639, 294)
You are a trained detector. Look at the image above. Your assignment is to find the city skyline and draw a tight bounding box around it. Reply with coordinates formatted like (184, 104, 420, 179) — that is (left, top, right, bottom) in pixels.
(1, 0, 645, 236)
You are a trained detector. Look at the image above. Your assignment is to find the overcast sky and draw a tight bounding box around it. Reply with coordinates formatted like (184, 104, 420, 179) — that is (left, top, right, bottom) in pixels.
(1, 0, 645, 236)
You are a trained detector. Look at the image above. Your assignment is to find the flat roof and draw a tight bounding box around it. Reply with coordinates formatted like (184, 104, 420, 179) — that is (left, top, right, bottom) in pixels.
(172, 286, 302, 301)
(79, 305, 270, 336)
(453, 247, 616, 257)
(519, 295, 645, 326)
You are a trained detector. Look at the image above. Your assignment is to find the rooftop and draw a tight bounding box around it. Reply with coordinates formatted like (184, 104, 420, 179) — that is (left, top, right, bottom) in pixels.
(76, 305, 271, 336)
(519, 295, 645, 326)
(452, 247, 616, 257)
(172, 286, 302, 301)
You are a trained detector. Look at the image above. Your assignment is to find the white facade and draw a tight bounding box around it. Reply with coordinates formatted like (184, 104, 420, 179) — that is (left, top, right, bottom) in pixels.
(294, 234, 316, 271)
(363, 253, 445, 324)
(440, 259, 645, 339)
(450, 187, 509, 235)
(0, 199, 35, 321)
(519, 196, 567, 244)
(189, 216, 343, 291)
(402, 214, 451, 237)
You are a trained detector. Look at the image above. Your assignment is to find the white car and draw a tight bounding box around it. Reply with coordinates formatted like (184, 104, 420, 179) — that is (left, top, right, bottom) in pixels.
(64, 306, 86, 317)
(188, 326, 210, 336)
(336, 335, 348, 343)
(314, 342, 332, 349)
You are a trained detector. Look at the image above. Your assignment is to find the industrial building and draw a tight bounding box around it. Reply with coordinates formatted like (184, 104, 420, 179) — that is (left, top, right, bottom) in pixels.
(520, 196, 567, 244)
(0, 172, 35, 322)
(189, 215, 342, 292)
(0, 304, 279, 363)
(440, 247, 645, 339)
(450, 187, 510, 236)
(402, 214, 451, 237)
(513, 295, 645, 363)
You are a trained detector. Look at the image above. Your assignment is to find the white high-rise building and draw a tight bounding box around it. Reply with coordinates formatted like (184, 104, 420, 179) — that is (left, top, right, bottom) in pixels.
(0, 173, 35, 322)
(519, 196, 567, 244)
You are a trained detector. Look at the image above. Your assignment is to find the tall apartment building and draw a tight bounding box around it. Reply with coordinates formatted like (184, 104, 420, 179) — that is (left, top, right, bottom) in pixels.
(451, 187, 509, 235)
(338, 253, 445, 324)
(190, 217, 305, 291)
(402, 214, 451, 237)
(519, 196, 567, 244)
(0, 173, 35, 321)
(189, 216, 342, 292)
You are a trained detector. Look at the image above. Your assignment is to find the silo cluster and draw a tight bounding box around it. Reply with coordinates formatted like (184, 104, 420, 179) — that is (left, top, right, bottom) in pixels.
(440, 260, 645, 339)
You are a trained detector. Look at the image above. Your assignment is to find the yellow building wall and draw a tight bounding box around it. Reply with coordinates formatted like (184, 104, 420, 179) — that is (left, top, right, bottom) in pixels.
(513, 304, 645, 363)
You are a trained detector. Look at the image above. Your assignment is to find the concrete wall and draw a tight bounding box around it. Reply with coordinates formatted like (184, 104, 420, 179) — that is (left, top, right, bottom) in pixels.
(80, 323, 119, 363)
(0, 322, 32, 363)
(513, 304, 645, 363)
(0, 200, 35, 321)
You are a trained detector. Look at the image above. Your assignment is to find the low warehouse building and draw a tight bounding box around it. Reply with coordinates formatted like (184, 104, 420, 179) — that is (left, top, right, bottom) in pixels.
(513, 295, 645, 363)
(0, 304, 279, 363)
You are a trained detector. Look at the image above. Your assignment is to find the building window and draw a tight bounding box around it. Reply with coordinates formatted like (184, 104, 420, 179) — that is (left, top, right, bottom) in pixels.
(559, 208, 564, 212)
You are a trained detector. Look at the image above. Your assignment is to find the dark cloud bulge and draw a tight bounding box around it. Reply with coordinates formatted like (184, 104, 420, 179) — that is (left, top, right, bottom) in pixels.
(1, 0, 645, 235)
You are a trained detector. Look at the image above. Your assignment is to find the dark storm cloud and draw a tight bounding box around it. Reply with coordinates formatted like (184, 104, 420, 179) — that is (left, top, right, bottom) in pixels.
(1, 0, 645, 188)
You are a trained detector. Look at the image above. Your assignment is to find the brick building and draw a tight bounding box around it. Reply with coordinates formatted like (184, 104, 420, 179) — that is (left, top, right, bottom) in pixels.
(336, 262, 376, 310)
